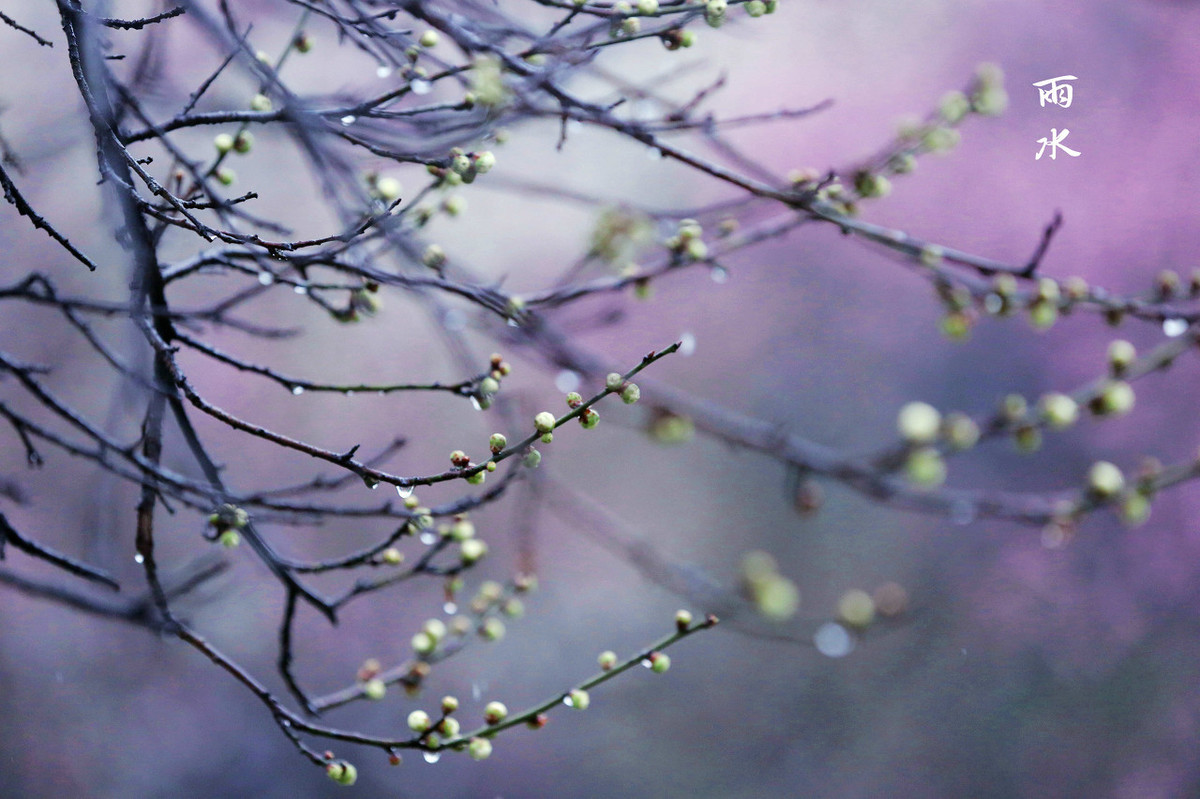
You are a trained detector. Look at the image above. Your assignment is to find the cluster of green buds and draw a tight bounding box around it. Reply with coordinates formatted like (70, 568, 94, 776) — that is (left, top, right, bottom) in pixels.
(473, 353, 510, 410)
(739, 550, 800, 620)
(665, 219, 708, 262)
(325, 759, 357, 786)
(207, 503, 249, 548)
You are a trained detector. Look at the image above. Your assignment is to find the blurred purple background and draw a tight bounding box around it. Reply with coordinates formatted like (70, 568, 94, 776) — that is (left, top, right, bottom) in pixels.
(3, 1, 1200, 797)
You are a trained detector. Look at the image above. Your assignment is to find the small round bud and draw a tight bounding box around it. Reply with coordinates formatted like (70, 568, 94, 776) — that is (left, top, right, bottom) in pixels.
(598, 650, 618, 670)
(837, 589, 876, 629)
(488, 433, 507, 454)
(218, 529, 240, 548)
(523, 448, 542, 468)
(438, 717, 460, 737)
(566, 392, 583, 408)
(534, 411, 557, 434)
(375, 176, 402, 202)
(1028, 300, 1058, 330)
(605, 373, 624, 391)
(567, 689, 590, 710)
(450, 449, 470, 467)
(408, 710, 432, 733)
(233, 131, 253, 154)
(502, 597, 524, 618)
(473, 151, 496, 174)
(579, 408, 600, 429)
(213, 133, 235, 154)
(468, 737, 493, 761)
(419, 30, 440, 47)
(363, 678, 387, 700)
(441, 195, 466, 216)
(674, 609, 693, 630)
(853, 171, 892, 198)
(905, 447, 947, 488)
(939, 90, 971, 123)
(1087, 461, 1124, 497)
(404, 494, 421, 510)
(942, 412, 980, 451)
(480, 376, 500, 395)
(326, 760, 358, 786)
(1092, 381, 1135, 417)
(450, 518, 475, 540)
(897, 401, 941, 444)
(540, 432, 553, 444)
(450, 153, 472, 175)
(484, 701, 508, 724)
(250, 93, 272, 112)
(637, 0, 659, 12)
(649, 652, 671, 673)
(382, 547, 404, 565)
(1107, 340, 1136, 375)
(485, 460, 497, 472)
(621, 383, 641, 404)
(215, 167, 236, 186)
(460, 538, 488, 564)
(294, 32, 313, 53)
(1120, 491, 1151, 527)
(441, 695, 459, 714)
(1038, 393, 1079, 429)
(423, 618, 447, 641)
(744, 0, 766, 16)
(481, 617, 505, 641)
(422, 244, 446, 269)
(411, 631, 436, 655)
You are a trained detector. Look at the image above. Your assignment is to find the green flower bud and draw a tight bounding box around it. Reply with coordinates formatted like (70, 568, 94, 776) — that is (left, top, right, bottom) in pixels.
(213, 133, 235, 154)
(408, 709, 432, 732)
(1107, 340, 1136, 376)
(649, 652, 671, 673)
(853, 171, 892, 198)
(481, 617, 505, 641)
(1087, 461, 1124, 498)
(451, 153, 472, 175)
(579, 408, 600, 429)
(939, 90, 970, 124)
(480, 376, 500, 396)
(404, 494, 421, 510)
(1092, 380, 1135, 417)
(534, 411, 557, 434)
(897, 401, 941, 444)
(598, 650, 618, 670)
(1028, 300, 1058, 330)
(674, 609, 693, 630)
(539, 432, 552, 444)
(918, 245, 943, 267)
(468, 737, 493, 761)
(249, 93, 272, 112)
(382, 547, 404, 565)
(502, 597, 524, 618)
(605, 373, 625, 391)
(484, 701, 508, 724)
(567, 688, 590, 710)
(294, 32, 313, 53)
(450, 450, 470, 467)
(233, 131, 253, 154)
(744, 0, 766, 16)
(1012, 424, 1042, 453)
(375, 176, 402, 202)
(837, 589, 875, 628)
(441, 695, 459, 714)
(419, 30, 440, 47)
(488, 433, 507, 454)
(922, 126, 960, 153)
(423, 618, 447, 641)
(1120, 491, 1150, 527)
(438, 717, 460, 737)
(422, 244, 446, 269)
(942, 412, 979, 451)
(363, 678, 387, 700)
(905, 447, 946, 488)
(1038, 393, 1079, 429)
(412, 631, 436, 655)
(888, 153, 917, 174)
(460, 538, 488, 564)
(441, 195, 466, 217)
(620, 18, 641, 35)
(326, 760, 357, 786)
(704, 0, 726, 27)
(450, 518, 476, 540)
(621, 383, 641, 404)
(523, 448, 542, 468)
(219, 529, 240, 548)
(637, 0, 659, 12)
(215, 167, 236, 186)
